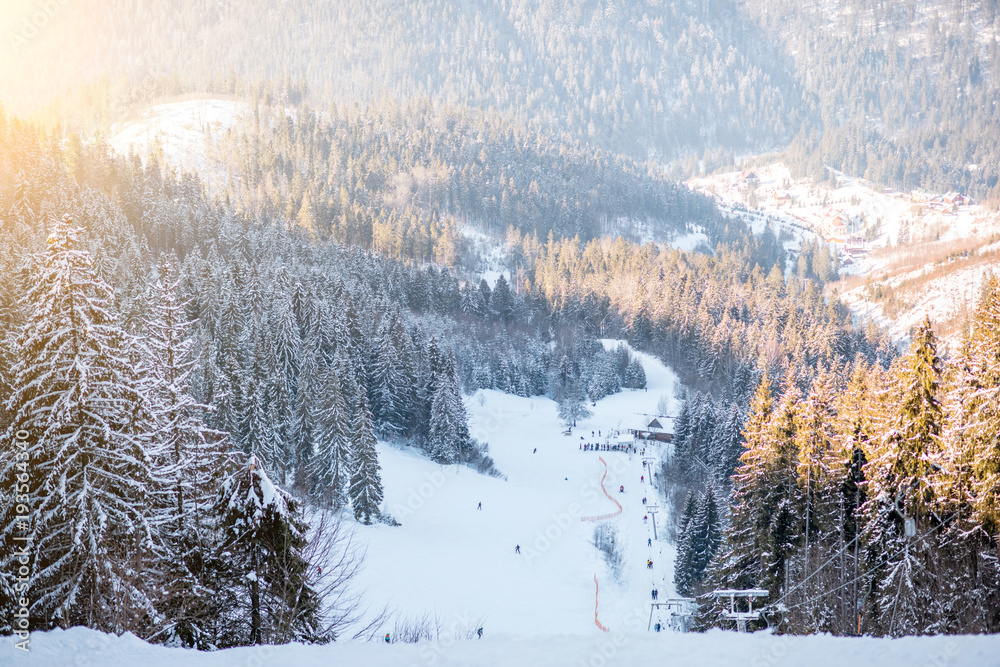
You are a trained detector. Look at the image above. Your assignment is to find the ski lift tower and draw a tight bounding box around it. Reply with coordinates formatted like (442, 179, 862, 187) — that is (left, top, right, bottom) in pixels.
(645, 504, 660, 540)
(649, 598, 697, 632)
(709, 589, 769, 632)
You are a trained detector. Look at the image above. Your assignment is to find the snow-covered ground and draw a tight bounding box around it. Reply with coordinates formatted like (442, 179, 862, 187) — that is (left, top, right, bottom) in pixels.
(354, 340, 681, 636)
(8, 625, 1000, 667)
(109, 98, 242, 194)
(6, 342, 1000, 665)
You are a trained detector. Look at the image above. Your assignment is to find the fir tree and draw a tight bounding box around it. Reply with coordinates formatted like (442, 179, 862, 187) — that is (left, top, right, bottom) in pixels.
(307, 364, 351, 509)
(213, 455, 324, 646)
(860, 318, 945, 636)
(691, 485, 723, 591)
(0, 216, 157, 632)
(427, 369, 465, 464)
(350, 390, 383, 524)
(143, 258, 227, 647)
(558, 379, 592, 428)
(673, 491, 700, 596)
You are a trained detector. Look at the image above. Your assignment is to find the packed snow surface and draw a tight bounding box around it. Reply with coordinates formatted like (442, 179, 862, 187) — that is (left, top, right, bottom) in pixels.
(355, 340, 681, 636)
(5, 342, 999, 665)
(6, 625, 1000, 667)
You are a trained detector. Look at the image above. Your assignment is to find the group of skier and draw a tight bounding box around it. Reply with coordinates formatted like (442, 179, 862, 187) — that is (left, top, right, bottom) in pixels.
(579, 442, 637, 453)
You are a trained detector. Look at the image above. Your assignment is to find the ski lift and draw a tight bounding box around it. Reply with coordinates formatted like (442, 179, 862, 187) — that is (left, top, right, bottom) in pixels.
(708, 589, 768, 632)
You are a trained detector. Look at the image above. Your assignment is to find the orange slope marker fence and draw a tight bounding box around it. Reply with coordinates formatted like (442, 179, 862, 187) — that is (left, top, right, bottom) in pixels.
(594, 574, 609, 632)
(581, 456, 623, 522)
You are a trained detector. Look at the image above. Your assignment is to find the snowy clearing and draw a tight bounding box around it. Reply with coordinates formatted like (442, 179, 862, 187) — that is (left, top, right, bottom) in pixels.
(7, 624, 1000, 666)
(353, 341, 681, 636)
(109, 98, 242, 194)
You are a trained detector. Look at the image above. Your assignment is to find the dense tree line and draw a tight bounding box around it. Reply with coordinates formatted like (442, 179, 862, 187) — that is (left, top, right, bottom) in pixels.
(510, 223, 894, 399)
(0, 106, 666, 644)
(214, 99, 718, 263)
(748, 0, 1000, 202)
(693, 288, 1000, 635)
(6, 0, 998, 204)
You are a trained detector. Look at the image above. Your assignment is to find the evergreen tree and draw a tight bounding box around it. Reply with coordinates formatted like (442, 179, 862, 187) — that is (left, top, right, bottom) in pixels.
(0, 216, 157, 632)
(427, 366, 470, 464)
(961, 276, 1000, 535)
(307, 365, 351, 509)
(143, 258, 227, 647)
(709, 402, 744, 486)
(213, 455, 324, 646)
(690, 485, 723, 591)
(860, 318, 944, 636)
(558, 380, 592, 428)
(673, 492, 700, 596)
(624, 357, 647, 389)
(350, 390, 383, 524)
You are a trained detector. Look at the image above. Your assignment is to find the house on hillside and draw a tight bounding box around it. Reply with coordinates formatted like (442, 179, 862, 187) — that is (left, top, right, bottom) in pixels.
(774, 191, 791, 204)
(828, 214, 848, 236)
(944, 192, 966, 206)
(739, 170, 760, 192)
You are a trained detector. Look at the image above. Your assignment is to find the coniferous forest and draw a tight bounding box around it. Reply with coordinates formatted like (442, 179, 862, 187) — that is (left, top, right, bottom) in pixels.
(1, 0, 1000, 657)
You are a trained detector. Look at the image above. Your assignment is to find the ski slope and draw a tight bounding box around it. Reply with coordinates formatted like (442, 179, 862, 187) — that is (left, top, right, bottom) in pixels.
(354, 340, 681, 637)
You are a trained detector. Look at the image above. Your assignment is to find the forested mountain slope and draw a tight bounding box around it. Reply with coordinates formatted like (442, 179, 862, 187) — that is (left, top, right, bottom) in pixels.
(746, 0, 1000, 200)
(2, 0, 801, 162)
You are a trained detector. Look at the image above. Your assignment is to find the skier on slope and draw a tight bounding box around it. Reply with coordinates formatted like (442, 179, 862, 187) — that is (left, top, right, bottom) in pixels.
(620, 485, 624, 493)
(648, 538, 652, 547)
(515, 544, 520, 554)
(478, 502, 482, 510)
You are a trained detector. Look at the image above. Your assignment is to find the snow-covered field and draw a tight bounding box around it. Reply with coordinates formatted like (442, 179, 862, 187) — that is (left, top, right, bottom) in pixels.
(110, 98, 242, 193)
(5, 342, 1000, 665)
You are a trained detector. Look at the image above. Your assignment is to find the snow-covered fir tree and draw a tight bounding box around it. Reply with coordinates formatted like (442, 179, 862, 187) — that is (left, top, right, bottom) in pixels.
(307, 362, 352, 509)
(142, 257, 228, 648)
(350, 390, 383, 524)
(213, 455, 325, 646)
(0, 216, 157, 632)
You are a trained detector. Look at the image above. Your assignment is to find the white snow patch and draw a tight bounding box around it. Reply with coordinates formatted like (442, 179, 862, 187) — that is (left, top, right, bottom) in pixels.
(9, 625, 999, 666)
(109, 98, 243, 193)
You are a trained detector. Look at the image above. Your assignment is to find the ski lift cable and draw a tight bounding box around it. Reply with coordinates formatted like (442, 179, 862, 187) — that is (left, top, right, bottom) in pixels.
(769, 506, 958, 616)
(767, 493, 958, 612)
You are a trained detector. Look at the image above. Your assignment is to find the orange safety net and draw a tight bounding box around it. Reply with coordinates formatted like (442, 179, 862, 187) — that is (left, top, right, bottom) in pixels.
(594, 574, 609, 632)
(581, 456, 623, 522)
